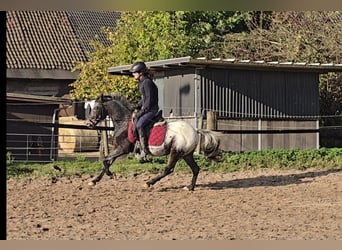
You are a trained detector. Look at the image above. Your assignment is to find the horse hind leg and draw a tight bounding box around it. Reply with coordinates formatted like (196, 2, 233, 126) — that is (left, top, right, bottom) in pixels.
(146, 150, 180, 188)
(182, 153, 200, 191)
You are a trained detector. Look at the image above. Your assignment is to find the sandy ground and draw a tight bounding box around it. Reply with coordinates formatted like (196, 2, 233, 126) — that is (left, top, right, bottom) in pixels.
(6, 168, 342, 240)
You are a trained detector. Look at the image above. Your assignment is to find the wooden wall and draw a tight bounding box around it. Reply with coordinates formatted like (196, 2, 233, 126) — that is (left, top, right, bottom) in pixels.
(216, 119, 318, 152)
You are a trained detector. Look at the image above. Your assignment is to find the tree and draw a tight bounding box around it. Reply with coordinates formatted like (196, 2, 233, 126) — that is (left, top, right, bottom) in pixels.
(69, 11, 193, 104)
(220, 11, 342, 117)
(189, 11, 272, 58)
(69, 11, 254, 103)
(70, 39, 139, 103)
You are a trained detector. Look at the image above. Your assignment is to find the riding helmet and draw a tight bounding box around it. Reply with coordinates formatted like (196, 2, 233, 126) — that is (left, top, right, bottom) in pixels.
(130, 61, 147, 73)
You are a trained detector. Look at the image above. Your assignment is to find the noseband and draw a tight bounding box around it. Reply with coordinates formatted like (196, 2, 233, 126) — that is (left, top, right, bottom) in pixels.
(86, 117, 100, 128)
(86, 100, 108, 128)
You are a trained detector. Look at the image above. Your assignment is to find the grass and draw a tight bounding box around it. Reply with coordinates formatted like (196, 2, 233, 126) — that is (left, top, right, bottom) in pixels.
(6, 148, 342, 179)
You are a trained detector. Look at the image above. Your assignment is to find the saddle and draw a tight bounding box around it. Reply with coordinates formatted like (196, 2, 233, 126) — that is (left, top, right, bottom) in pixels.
(128, 110, 166, 146)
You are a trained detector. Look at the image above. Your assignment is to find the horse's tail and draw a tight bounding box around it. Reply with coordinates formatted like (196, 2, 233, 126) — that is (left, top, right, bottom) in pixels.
(197, 129, 221, 159)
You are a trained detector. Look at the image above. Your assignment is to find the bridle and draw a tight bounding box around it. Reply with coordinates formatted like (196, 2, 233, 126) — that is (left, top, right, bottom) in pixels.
(86, 100, 108, 128)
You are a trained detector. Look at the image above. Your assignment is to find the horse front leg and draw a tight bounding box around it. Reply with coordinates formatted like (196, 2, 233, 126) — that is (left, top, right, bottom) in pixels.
(88, 159, 112, 186)
(146, 150, 180, 188)
(88, 147, 127, 186)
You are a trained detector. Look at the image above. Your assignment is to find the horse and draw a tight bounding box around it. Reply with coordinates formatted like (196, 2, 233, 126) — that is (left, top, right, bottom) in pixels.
(85, 93, 221, 191)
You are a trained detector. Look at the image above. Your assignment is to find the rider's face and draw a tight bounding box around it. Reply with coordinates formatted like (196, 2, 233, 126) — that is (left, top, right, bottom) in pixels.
(132, 72, 140, 80)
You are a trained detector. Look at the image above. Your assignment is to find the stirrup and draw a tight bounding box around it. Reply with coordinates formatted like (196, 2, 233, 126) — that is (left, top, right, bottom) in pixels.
(138, 150, 151, 163)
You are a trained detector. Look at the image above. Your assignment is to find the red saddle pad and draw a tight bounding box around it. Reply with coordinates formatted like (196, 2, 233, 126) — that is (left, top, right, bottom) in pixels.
(148, 123, 167, 146)
(128, 119, 167, 146)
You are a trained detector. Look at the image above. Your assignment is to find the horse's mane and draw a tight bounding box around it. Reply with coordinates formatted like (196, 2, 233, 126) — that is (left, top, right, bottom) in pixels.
(100, 93, 134, 112)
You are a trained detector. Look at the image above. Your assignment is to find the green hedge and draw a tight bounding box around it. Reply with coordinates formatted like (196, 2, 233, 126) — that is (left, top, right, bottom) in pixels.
(177, 147, 342, 173)
(7, 148, 342, 178)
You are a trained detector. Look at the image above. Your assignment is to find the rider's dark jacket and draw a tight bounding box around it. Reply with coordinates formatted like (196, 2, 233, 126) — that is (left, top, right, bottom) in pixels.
(138, 75, 159, 115)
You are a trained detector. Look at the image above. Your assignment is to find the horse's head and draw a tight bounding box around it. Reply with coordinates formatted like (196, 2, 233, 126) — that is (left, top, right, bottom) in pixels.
(85, 94, 109, 129)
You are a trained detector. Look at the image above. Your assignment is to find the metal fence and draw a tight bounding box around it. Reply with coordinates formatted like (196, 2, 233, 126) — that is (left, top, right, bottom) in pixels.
(6, 116, 342, 163)
(6, 132, 101, 163)
(6, 116, 197, 163)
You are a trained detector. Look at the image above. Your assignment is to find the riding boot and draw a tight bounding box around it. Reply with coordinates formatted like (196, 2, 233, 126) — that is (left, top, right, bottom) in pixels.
(138, 129, 150, 162)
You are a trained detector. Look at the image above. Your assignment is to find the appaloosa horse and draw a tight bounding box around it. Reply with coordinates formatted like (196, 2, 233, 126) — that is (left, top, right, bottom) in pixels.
(86, 94, 220, 191)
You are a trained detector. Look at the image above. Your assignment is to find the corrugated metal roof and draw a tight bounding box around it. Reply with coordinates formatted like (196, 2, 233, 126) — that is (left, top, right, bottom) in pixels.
(108, 56, 342, 75)
(6, 11, 121, 71)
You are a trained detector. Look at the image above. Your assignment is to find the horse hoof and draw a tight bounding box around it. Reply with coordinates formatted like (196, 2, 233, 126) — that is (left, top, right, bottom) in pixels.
(183, 186, 194, 191)
(88, 181, 96, 186)
(144, 182, 153, 189)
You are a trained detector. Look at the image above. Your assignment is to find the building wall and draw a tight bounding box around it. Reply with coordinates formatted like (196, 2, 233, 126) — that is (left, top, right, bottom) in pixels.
(7, 78, 73, 97)
(200, 69, 319, 119)
(155, 67, 320, 151)
(216, 119, 318, 152)
(158, 68, 196, 117)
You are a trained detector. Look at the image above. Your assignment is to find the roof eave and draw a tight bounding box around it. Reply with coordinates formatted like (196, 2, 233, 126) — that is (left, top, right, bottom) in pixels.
(6, 93, 72, 104)
(107, 56, 342, 75)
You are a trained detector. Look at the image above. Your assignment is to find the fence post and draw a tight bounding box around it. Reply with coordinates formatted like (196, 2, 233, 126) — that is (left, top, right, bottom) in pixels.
(50, 108, 60, 161)
(207, 111, 217, 130)
(196, 114, 203, 154)
(101, 119, 109, 157)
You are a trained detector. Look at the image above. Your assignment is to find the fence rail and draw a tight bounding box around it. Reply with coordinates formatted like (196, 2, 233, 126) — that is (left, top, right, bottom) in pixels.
(6, 132, 101, 163)
(6, 114, 342, 163)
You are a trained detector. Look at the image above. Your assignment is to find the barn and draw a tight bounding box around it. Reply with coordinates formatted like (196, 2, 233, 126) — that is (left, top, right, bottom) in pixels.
(6, 10, 121, 108)
(6, 11, 121, 162)
(108, 56, 342, 152)
(6, 93, 71, 162)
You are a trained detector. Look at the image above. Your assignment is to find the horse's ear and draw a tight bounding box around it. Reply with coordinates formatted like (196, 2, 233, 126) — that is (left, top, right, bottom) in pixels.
(100, 94, 104, 102)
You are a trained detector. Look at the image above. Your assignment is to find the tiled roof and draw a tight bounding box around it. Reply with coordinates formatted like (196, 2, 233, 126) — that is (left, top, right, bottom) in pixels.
(68, 11, 121, 54)
(6, 11, 121, 71)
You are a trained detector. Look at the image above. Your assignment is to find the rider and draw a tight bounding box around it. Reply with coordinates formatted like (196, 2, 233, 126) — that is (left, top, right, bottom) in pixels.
(130, 61, 159, 160)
